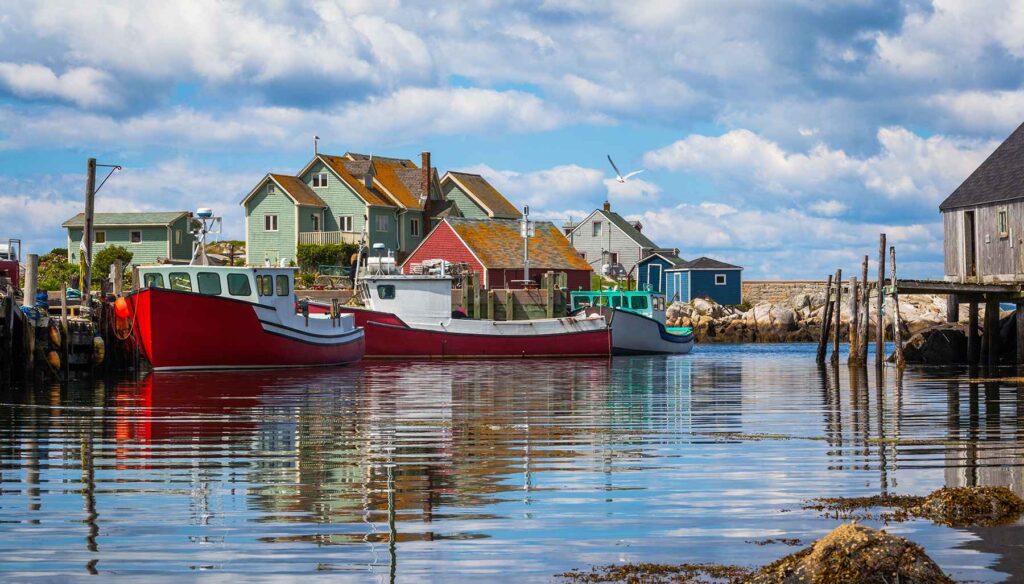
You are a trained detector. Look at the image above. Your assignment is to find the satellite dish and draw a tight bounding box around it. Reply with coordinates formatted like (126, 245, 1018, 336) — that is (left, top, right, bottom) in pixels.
(196, 208, 214, 218)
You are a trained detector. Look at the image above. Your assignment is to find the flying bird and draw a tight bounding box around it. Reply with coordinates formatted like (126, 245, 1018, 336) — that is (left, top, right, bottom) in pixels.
(607, 155, 645, 183)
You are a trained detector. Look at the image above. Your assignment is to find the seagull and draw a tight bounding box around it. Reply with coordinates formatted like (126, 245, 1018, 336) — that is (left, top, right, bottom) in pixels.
(607, 155, 645, 183)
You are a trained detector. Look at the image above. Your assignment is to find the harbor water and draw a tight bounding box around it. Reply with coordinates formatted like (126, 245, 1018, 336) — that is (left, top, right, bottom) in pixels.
(1, 344, 1022, 582)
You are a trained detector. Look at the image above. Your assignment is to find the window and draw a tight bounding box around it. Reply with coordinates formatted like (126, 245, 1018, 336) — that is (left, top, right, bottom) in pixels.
(175, 230, 182, 245)
(267, 182, 275, 194)
(375, 215, 389, 232)
(197, 272, 222, 295)
(130, 230, 142, 244)
(611, 295, 623, 308)
(312, 172, 329, 188)
(168, 272, 192, 292)
(715, 274, 727, 286)
(264, 214, 278, 231)
(410, 218, 420, 237)
(227, 273, 252, 296)
(339, 215, 353, 232)
(609, 252, 619, 264)
(998, 209, 1009, 238)
(311, 214, 320, 232)
(377, 284, 396, 299)
(630, 296, 648, 310)
(143, 273, 164, 288)
(256, 275, 274, 296)
(592, 221, 603, 237)
(94, 231, 106, 244)
(276, 275, 289, 296)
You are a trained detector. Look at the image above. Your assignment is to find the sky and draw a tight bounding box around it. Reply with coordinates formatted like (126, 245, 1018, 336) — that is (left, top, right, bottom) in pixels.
(1, 0, 1023, 278)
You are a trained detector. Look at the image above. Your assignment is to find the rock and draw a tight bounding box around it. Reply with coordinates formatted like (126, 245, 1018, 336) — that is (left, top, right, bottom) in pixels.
(902, 324, 967, 365)
(770, 307, 798, 331)
(912, 486, 1024, 527)
(788, 293, 812, 310)
(692, 297, 715, 315)
(749, 523, 954, 584)
(752, 303, 773, 323)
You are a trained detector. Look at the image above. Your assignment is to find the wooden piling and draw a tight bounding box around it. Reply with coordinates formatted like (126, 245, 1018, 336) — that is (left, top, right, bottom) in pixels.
(849, 275, 860, 364)
(22, 254, 39, 309)
(82, 158, 97, 308)
(545, 272, 555, 319)
(875, 233, 886, 366)
(112, 259, 123, 297)
(487, 289, 495, 320)
(831, 269, 842, 364)
(859, 258, 869, 363)
(505, 288, 513, 321)
(131, 266, 139, 291)
(984, 297, 999, 369)
(946, 294, 960, 323)
(968, 301, 980, 366)
(889, 246, 905, 369)
(816, 274, 833, 363)
(1016, 302, 1024, 368)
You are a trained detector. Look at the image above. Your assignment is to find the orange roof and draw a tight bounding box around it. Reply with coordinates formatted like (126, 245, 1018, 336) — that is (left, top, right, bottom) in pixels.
(318, 155, 391, 207)
(446, 217, 590, 270)
(372, 159, 423, 209)
(445, 172, 521, 219)
(270, 174, 326, 207)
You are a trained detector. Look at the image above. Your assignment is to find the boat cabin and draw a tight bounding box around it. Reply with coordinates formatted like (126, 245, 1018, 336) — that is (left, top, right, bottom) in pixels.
(137, 265, 299, 311)
(570, 289, 667, 323)
(360, 275, 454, 323)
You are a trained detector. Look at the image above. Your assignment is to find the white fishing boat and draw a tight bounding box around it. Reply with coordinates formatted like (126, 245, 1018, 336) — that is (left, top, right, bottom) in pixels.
(571, 289, 694, 355)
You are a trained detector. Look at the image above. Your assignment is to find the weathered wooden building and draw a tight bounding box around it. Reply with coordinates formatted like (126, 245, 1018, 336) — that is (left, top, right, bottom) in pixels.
(565, 201, 674, 276)
(940, 122, 1024, 283)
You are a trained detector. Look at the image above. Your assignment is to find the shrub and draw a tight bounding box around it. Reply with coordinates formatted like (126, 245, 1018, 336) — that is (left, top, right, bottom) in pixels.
(296, 243, 359, 271)
(93, 245, 134, 283)
(37, 249, 80, 291)
(297, 272, 317, 289)
(734, 300, 753, 312)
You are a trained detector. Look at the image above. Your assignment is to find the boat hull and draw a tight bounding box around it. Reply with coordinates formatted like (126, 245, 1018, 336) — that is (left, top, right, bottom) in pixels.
(583, 307, 694, 355)
(128, 288, 364, 370)
(320, 303, 610, 358)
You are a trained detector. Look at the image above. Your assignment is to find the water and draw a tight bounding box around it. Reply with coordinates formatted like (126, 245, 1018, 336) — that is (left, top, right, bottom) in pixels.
(1, 344, 1023, 582)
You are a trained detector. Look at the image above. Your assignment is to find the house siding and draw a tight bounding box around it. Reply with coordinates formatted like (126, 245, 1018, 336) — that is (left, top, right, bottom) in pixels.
(68, 225, 172, 267)
(943, 201, 1024, 283)
(369, 207, 399, 252)
(442, 182, 489, 219)
(637, 256, 673, 294)
(246, 188, 296, 266)
(402, 210, 426, 252)
(665, 271, 690, 302)
(299, 161, 367, 236)
(568, 211, 648, 274)
(689, 270, 743, 305)
(402, 222, 485, 281)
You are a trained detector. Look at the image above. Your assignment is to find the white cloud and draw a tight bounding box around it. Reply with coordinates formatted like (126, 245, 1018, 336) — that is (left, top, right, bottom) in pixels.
(603, 177, 661, 201)
(930, 90, 1024, 133)
(462, 163, 605, 210)
(0, 62, 118, 108)
(808, 200, 847, 216)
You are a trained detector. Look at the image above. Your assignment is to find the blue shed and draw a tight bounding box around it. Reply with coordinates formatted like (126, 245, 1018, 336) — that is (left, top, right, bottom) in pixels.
(665, 257, 743, 305)
(637, 252, 686, 294)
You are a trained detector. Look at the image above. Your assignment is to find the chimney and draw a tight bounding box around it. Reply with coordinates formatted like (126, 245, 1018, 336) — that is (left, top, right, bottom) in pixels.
(603, 200, 611, 212)
(632, 221, 642, 233)
(363, 157, 375, 190)
(420, 151, 431, 199)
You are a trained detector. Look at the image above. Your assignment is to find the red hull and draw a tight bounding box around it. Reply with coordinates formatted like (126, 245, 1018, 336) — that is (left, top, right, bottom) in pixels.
(322, 303, 610, 358)
(128, 288, 364, 370)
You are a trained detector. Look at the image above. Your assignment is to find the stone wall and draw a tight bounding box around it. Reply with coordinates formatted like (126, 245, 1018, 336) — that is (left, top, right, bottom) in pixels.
(742, 280, 827, 306)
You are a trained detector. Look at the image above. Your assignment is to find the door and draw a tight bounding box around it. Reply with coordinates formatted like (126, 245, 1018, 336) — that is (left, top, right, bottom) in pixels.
(964, 211, 976, 280)
(649, 263, 662, 293)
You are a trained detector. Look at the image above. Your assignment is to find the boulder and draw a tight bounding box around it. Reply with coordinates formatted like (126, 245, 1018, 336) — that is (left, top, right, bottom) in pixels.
(770, 307, 798, 331)
(692, 297, 716, 315)
(912, 486, 1024, 527)
(902, 324, 967, 365)
(749, 523, 954, 584)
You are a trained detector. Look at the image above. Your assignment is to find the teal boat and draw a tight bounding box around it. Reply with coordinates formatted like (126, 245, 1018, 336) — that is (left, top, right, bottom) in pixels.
(570, 289, 694, 355)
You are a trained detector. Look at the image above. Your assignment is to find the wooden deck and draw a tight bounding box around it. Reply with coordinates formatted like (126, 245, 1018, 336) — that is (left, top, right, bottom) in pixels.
(892, 279, 1024, 297)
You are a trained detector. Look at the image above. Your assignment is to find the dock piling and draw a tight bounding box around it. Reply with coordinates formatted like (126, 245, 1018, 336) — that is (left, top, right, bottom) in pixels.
(968, 301, 980, 366)
(858, 256, 869, 364)
(815, 274, 833, 363)
(875, 234, 886, 367)
(82, 158, 97, 308)
(889, 246, 905, 369)
(22, 254, 38, 309)
(984, 298, 999, 369)
(831, 268, 842, 364)
(1016, 302, 1024, 369)
(849, 275, 860, 364)
(112, 260, 123, 297)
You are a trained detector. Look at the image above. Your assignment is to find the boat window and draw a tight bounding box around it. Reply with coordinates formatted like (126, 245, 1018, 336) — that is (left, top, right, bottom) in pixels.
(197, 272, 222, 296)
(377, 284, 396, 299)
(227, 274, 252, 296)
(256, 275, 274, 296)
(143, 273, 164, 288)
(168, 272, 192, 292)
(653, 296, 666, 311)
(611, 295, 622, 308)
(631, 296, 648, 310)
(276, 275, 289, 296)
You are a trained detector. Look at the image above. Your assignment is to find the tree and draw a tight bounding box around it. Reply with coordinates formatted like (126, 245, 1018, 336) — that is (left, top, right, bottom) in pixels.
(37, 248, 78, 291)
(93, 245, 133, 284)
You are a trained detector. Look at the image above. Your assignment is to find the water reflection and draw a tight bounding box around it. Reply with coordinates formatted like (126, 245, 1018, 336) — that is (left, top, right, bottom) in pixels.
(0, 348, 1022, 582)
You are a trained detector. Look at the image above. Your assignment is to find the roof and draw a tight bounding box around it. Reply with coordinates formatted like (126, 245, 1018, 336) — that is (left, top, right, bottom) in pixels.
(62, 211, 189, 228)
(670, 256, 743, 271)
(270, 174, 327, 207)
(372, 160, 423, 209)
(444, 172, 522, 219)
(639, 251, 687, 268)
(344, 152, 417, 167)
(940, 121, 1024, 211)
(318, 154, 392, 207)
(443, 217, 591, 271)
(597, 209, 659, 249)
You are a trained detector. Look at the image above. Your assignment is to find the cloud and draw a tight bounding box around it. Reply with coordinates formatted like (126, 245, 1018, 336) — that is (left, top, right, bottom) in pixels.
(808, 200, 848, 216)
(930, 90, 1024, 133)
(461, 163, 605, 211)
(0, 62, 119, 108)
(603, 177, 661, 201)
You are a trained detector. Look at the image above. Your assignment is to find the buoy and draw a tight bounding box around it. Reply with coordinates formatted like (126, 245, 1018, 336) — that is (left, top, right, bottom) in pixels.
(114, 297, 130, 319)
(93, 336, 105, 365)
(49, 324, 62, 347)
(46, 350, 61, 370)
(114, 317, 131, 340)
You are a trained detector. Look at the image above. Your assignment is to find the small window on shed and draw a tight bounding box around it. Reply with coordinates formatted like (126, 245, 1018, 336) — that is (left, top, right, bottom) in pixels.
(997, 209, 1009, 238)
(276, 275, 289, 296)
(227, 274, 252, 296)
(715, 274, 727, 286)
(143, 273, 164, 288)
(197, 272, 222, 296)
(377, 284, 396, 299)
(168, 272, 192, 292)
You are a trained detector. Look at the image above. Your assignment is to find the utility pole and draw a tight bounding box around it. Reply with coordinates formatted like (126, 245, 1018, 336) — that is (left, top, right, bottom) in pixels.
(82, 158, 97, 308)
(520, 206, 534, 283)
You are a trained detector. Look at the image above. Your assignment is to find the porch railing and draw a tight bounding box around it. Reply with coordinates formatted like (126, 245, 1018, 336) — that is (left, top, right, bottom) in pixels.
(298, 231, 361, 245)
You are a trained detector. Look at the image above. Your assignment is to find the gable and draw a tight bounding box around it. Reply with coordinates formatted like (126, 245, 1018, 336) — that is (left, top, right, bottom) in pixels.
(442, 172, 522, 219)
(940, 121, 1024, 211)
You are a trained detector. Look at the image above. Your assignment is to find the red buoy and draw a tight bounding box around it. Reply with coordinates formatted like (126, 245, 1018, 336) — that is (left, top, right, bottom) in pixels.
(114, 297, 130, 319)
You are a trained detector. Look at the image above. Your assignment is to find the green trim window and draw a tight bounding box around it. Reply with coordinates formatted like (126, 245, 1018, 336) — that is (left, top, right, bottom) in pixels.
(227, 274, 252, 296)
(377, 284, 396, 299)
(375, 215, 389, 232)
(168, 272, 192, 292)
(276, 275, 289, 296)
(143, 273, 164, 288)
(94, 231, 106, 244)
(197, 272, 222, 296)
(997, 209, 1009, 238)
(264, 215, 278, 232)
(339, 215, 353, 232)
(130, 230, 142, 244)
(312, 173, 329, 188)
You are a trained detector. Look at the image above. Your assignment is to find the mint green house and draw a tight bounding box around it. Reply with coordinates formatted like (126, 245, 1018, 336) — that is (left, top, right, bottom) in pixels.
(63, 211, 196, 266)
(241, 151, 453, 265)
(440, 171, 521, 220)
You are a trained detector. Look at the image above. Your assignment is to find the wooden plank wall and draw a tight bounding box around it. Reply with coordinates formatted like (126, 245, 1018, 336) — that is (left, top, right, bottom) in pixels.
(943, 201, 1024, 283)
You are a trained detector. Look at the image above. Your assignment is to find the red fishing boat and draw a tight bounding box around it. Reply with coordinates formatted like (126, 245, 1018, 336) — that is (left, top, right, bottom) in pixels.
(127, 265, 364, 370)
(309, 274, 610, 358)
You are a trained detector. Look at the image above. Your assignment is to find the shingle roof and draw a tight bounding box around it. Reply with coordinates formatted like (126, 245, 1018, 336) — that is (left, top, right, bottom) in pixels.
(345, 152, 417, 167)
(674, 256, 742, 270)
(270, 174, 327, 207)
(372, 160, 423, 209)
(445, 217, 591, 271)
(596, 209, 659, 249)
(62, 211, 189, 228)
(940, 121, 1024, 211)
(445, 172, 522, 219)
(319, 155, 392, 207)
(640, 252, 688, 268)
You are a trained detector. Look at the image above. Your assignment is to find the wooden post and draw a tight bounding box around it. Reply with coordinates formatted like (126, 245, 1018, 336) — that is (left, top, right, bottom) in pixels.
(816, 274, 833, 364)
(111, 259, 123, 297)
(82, 158, 97, 308)
(859, 255, 869, 358)
(946, 294, 960, 323)
(131, 266, 140, 291)
(487, 289, 495, 321)
(831, 269, 842, 364)
(985, 297, 999, 369)
(876, 233, 886, 366)
(22, 254, 39, 309)
(849, 275, 859, 364)
(968, 301, 980, 366)
(545, 271, 555, 319)
(890, 246, 905, 368)
(1016, 302, 1024, 368)
(505, 288, 513, 321)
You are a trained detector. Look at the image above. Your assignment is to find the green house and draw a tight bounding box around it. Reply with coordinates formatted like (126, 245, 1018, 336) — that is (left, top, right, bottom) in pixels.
(440, 171, 522, 220)
(63, 211, 196, 266)
(241, 151, 454, 265)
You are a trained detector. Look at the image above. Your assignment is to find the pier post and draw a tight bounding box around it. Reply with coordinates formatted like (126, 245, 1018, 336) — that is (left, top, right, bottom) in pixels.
(832, 269, 842, 364)
(968, 301, 980, 365)
(946, 294, 960, 323)
(131, 266, 139, 291)
(111, 260, 123, 297)
(849, 275, 859, 364)
(859, 260, 869, 363)
(875, 233, 886, 367)
(82, 158, 97, 309)
(22, 254, 39, 309)
(984, 297, 999, 369)
(545, 272, 554, 319)
(505, 289, 513, 321)
(1016, 302, 1024, 367)
(815, 274, 833, 363)
(889, 246, 905, 369)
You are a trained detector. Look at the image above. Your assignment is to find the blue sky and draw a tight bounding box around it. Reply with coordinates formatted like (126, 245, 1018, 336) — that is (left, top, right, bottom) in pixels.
(1, 0, 1023, 278)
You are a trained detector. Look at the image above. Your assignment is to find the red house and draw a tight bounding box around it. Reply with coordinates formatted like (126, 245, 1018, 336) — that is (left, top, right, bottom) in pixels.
(402, 217, 592, 290)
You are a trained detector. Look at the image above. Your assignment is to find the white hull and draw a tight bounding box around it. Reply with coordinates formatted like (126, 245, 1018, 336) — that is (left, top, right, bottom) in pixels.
(584, 307, 694, 355)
